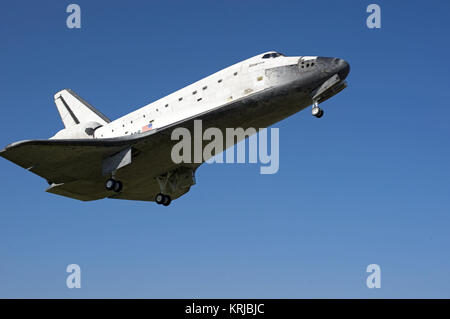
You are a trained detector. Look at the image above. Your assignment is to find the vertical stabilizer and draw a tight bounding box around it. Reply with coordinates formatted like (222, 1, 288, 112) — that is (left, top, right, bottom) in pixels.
(54, 89, 110, 128)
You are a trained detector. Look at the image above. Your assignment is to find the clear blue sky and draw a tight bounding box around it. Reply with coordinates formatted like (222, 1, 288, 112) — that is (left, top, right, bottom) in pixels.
(0, 0, 449, 298)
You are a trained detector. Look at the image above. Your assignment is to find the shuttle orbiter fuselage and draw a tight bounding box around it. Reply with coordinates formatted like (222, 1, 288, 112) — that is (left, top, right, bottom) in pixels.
(1, 52, 350, 205)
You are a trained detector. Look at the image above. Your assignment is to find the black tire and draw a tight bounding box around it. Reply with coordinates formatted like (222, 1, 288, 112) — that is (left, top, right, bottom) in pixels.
(105, 178, 115, 191)
(162, 195, 172, 206)
(113, 180, 123, 192)
(155, 193, 165, 205)
(316, 109, 324, 118)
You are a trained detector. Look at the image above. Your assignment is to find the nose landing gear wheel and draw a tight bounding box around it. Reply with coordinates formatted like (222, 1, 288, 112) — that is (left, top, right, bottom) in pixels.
(105, 178, 123, 192)
(312, 100, 324, 118)
(312, 107, 324, 118)
(315, 108, 324, 118)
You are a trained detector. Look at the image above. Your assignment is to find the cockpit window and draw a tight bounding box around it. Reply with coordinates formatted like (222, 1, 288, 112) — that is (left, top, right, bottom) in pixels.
(262, 52, 284, 59)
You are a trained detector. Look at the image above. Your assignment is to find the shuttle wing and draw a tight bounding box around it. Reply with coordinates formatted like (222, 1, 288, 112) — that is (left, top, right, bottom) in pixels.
(0, 92, 251, 202)
(0, 110, 216, 202)
(0, 133, 171, 201)
(0, 139, 125, 183)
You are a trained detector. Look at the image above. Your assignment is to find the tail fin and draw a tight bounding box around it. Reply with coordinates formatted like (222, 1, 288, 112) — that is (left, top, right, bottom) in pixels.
(53, 89, 111, 128)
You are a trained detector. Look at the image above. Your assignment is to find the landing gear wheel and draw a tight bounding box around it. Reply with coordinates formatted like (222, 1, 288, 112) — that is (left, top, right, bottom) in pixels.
(106, 178, 123, 192)
(162, 195, 172, 206)
(155, 193, 165, 205)
(105, 178, 115, 191)
(312, 106, 320, 116)
(113, 180, 123, 192)
(312, 107, 324, 118)
(155, 193, 172, 206)
(316, 109, 324, 118)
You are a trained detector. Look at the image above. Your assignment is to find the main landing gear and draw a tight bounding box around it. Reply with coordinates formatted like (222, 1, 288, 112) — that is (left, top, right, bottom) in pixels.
(155, 192, 171, 206)
(105, 178, 123, 193)
(312, 101, 324, 118)
(155, 172, 172, 206)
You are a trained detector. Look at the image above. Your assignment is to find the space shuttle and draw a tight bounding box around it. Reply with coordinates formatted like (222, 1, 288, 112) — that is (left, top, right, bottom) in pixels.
(0, 51, 350, 206)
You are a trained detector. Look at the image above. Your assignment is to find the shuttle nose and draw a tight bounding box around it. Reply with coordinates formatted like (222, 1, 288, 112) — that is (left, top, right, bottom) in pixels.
(337, 58, 350, 80)
(317, 57, 350, 80)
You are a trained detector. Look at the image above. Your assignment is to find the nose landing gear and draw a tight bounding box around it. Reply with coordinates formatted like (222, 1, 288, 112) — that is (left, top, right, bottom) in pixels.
(312, 101, 324, 118)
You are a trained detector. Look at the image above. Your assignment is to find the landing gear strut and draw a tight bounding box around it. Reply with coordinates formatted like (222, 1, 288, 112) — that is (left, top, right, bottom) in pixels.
(105, 178, 123, 192)
(312, 101, 324, 118)
(153, 167, 196, 207)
